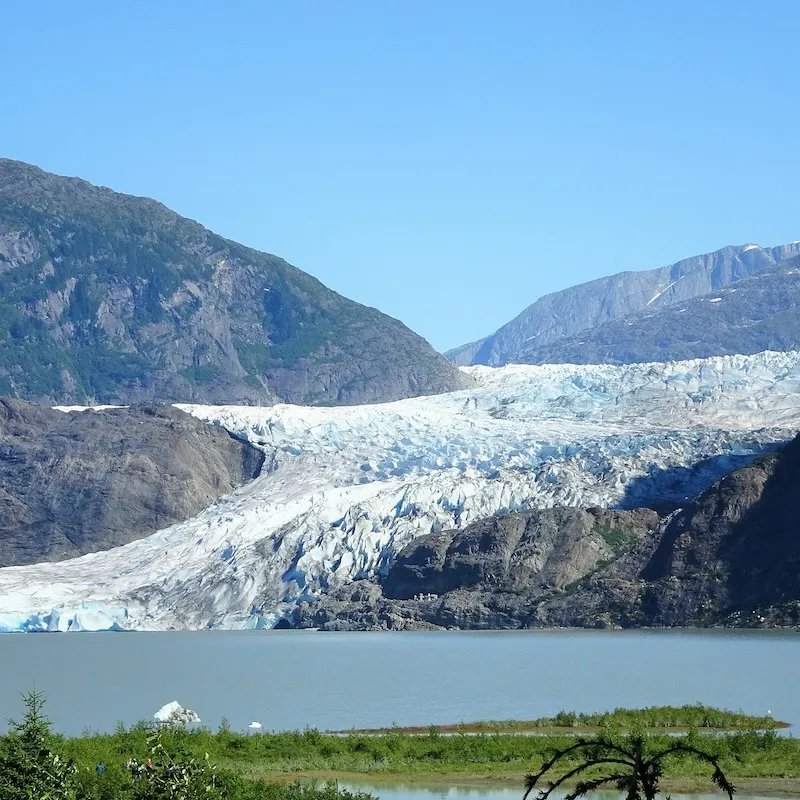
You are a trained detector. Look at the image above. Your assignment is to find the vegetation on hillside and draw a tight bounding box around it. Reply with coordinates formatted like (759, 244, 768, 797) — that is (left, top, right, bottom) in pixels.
(0, 159, 467, 405)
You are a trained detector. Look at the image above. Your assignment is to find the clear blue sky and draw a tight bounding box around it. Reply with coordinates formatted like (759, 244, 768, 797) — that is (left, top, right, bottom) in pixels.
(3, 1, 799, 352)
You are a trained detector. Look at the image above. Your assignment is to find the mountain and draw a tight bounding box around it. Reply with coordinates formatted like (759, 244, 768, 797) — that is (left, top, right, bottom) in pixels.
(517, 260, 800, 365)
(447, 241, 800, 366)
(0, 350, 796, 631)
(0, 159, 470, 405)
(537, 430, 800, 628)
(293, 433, 800, 631)
(0, 399, 263, 567)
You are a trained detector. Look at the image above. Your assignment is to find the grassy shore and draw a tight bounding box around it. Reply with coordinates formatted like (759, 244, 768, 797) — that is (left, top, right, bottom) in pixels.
(273, 772, 800, 798)
(330, 704, 789, 735)
(62, 720, 800, 797)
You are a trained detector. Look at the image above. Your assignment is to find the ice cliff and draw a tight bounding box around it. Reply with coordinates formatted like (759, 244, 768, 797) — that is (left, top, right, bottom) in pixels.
(1, 351, 799, 632)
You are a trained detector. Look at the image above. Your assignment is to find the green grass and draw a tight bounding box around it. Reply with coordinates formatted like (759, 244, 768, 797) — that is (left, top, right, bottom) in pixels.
(4, 699, 799, 797)
(354, 704, 787, 735)
(56, 722, 799, 789)
(595, 525, 635, 555)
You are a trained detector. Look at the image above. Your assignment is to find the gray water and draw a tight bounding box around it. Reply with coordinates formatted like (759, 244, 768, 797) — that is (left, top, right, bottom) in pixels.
(343, 784, 775, 800)
(0, 629, 797, 736)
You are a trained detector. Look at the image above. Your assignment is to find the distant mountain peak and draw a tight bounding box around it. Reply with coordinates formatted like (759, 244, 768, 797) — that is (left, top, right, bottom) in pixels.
(447, 240, 800, 366)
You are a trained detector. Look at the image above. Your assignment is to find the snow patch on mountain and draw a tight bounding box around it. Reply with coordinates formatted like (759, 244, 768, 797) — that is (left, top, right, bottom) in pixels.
(1, 351, 800, 632)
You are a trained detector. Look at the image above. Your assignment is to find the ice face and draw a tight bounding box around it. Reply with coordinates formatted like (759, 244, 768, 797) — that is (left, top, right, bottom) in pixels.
(1, 351, 799, 632)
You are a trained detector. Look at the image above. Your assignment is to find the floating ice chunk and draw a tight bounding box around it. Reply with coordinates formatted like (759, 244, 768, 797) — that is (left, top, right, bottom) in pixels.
(154, 701, 200, 725)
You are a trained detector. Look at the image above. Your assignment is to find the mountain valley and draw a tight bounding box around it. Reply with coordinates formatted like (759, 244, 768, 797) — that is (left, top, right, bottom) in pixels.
(0, 159, 799, 634)
(0, 351, 797, 632)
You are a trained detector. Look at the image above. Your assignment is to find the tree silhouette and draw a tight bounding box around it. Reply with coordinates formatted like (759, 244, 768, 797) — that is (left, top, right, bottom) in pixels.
(523, 733, 735, 800)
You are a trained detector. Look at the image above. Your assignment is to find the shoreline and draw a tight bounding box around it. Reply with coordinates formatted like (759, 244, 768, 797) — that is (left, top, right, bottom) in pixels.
(328, 723, 791, 736)
(326, 709, 790, 736)
(253, 770, 800, 798)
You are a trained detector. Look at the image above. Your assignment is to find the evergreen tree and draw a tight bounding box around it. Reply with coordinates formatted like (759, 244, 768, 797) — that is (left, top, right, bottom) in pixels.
(0, 689, 78, 800)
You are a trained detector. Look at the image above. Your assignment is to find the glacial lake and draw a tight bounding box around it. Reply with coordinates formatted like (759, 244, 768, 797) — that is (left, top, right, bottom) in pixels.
(343, 784, 776, 800)
(0, 629, 797, 737)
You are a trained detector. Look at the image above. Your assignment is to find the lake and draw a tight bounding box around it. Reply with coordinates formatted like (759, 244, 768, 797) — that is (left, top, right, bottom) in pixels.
(342, 783, 776, 800)
(0, 629, 797, 736)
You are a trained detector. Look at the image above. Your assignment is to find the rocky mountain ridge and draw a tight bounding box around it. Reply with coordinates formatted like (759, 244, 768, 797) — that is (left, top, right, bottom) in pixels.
(0, 158, 470, 406)
(515, 259, 800, 365)
(447, 241, 800, 366)
(294, 435, 800, 630)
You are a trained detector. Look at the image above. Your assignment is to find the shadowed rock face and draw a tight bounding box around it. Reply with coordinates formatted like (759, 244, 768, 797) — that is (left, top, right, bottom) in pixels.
(294, 437, 800, 630)
(0, 158, 471, 406)
(635, 436, 800, 625)
(0, 399, 264, 567)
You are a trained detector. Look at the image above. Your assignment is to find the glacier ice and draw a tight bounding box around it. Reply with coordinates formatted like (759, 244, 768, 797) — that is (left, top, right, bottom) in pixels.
(154, 701, 200, 725)
(1, 351, 800, 632)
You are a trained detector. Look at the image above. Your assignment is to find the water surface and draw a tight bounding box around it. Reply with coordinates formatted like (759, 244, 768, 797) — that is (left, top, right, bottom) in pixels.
(0, 629, 796, 736)
(344, 784, 774, 800)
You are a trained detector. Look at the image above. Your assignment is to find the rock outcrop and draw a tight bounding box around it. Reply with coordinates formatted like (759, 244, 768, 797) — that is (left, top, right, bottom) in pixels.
(294, 507, 661, 630)
(0, 159, 471, 406)
(294, 436, 800, 630)
(0, 399, 263, 566)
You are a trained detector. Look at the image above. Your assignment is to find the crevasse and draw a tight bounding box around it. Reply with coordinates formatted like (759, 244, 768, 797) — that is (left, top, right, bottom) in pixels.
(1, 351, 799, 632)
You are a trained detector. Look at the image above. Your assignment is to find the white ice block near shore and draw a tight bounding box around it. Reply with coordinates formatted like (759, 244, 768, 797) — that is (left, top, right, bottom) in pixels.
(154, 701, 200, 725)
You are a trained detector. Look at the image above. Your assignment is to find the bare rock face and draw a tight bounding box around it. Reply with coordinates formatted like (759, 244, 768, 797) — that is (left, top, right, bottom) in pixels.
(294, 436, 800, 630)
(0, 399, 263, 566)
(0, 158, 471, 406)
(295, 507, 661, 630)
(382, 507, 660, 599)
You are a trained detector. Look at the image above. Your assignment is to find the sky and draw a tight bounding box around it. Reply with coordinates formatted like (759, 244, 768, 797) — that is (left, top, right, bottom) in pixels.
(2, 1, 799, 352)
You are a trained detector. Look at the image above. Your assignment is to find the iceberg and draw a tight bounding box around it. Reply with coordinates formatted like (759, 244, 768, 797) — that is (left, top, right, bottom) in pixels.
(0, 351, 799, 632)
(154, 701, 200, 725)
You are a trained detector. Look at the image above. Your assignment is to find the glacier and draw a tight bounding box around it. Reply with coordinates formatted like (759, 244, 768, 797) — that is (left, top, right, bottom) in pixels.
(1, 351, 800, 632)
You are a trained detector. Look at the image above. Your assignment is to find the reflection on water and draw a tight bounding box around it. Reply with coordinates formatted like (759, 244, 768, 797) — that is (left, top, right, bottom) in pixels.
(343, 783, 773, 800)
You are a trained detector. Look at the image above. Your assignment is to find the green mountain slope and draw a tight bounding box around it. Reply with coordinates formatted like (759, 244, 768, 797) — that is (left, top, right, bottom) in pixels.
(0, 159, 471, 405)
